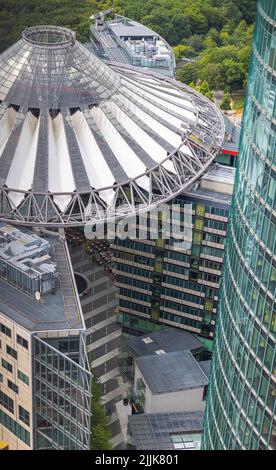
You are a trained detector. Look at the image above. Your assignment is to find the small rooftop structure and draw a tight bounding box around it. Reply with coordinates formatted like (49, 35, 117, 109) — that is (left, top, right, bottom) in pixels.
(109, 18, 160, 39)
(0, 224, 57, 298)
(0, 225, 83, 332)
(186, 163, 235, 204)
(135, 350, 209, 395)
(128, 410, 204, 450)
(128, 327, 202, 358)
(201, 163, 235, 195)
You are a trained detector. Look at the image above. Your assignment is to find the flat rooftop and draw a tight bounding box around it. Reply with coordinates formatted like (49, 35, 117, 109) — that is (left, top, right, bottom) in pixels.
(135, 350, 209, 394)
(128, 410, 204, 450)
(0, 226, 83, 332)
(108, 18, 158, 38)
(128, 327, 202, 357)
(186, 163, 235, 204)
(201, 163, 235, 185)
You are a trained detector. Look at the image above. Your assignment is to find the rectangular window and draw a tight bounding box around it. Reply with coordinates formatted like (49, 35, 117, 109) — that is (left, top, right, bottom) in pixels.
(0, 323, 11, 338)
(2, 358, 12, 373)
(6, 345, 17, 360)
(0, 409, 30, 446)
(0, 391, 14, 413)
(195, 218, 204, 231)
(196, 204, 205, 217)
(193, 231, 202, 245)
(16, 335, 28, 350)
(7, 380, 18, 394)
(18, 370, 29, 386)
(19, 406, 30, 426)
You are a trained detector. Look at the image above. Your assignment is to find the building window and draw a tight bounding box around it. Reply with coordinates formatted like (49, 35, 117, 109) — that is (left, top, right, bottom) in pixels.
(0, 409, 30, 446)
(170, 433, 201, 450)
(6, 345, 17, 360)
(0, 373, 2, 383)
(196, 204, 205, 217)
(19, 406, 30, 426)
(2, 358, 12, 373)
(195, 218, 204, 231)
(193, 231, 202, 245)
(7, 380, 18, 394)
(18, 370, 29, 386)
(0, 323, 11, 338)
(0, 391, 14, 413)
(16, 335, 28, 350)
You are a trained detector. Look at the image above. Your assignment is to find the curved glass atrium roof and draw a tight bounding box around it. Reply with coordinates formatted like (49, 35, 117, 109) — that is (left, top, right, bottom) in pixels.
(0, 26, 225, 226)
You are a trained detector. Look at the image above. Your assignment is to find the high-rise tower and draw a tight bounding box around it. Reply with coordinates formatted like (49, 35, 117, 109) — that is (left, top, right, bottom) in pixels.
(202, 0, 276, 450)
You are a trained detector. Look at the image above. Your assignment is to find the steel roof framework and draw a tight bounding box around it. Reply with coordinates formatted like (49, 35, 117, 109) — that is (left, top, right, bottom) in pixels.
(0, 27, 225, 227)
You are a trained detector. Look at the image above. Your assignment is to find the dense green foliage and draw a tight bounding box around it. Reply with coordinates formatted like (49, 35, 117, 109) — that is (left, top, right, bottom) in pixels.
(0, 0, 97, 50)
(91, 377, 112, 450)
(0, 0, 256, 92)
(176, 18, 254, 91)
(189, 79, 214, 102)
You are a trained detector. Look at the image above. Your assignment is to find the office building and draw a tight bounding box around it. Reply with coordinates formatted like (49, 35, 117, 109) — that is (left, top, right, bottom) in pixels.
(113, 164, 235, 351)
(0, 225, 91, 450)
(202, 0, 276, 450)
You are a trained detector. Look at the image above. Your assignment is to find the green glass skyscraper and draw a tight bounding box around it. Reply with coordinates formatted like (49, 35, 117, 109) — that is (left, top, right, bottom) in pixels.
(202, 0, 276, 450)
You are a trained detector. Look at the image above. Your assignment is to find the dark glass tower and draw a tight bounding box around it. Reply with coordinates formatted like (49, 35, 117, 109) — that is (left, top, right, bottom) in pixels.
(202, 0, 276, 450)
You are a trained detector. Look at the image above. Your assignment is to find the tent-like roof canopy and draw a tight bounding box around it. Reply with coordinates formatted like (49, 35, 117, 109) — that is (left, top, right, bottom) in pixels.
(0, 26, 225, 226)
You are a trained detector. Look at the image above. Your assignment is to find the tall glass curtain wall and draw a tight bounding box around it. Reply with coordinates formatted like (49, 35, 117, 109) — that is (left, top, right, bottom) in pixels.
(33, 336, 91, 450)
(202, 0, 276, 450)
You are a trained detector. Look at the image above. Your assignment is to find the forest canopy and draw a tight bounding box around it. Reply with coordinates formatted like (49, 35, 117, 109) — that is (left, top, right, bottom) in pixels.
(0, 0, 257, 91)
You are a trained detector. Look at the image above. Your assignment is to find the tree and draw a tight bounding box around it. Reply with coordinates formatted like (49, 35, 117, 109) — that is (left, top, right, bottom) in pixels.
(173, 44, 195, 61)
(222, 59, 244, 89)
(200, 62, 225, 89)
(199, 80, 213, 101)
(91, 377, 112, 450)
(220, 92, 232, 111)
(176, 61, 200, 85)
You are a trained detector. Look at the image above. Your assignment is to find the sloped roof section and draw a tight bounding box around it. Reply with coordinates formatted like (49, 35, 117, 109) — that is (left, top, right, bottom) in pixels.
(0, 26, 225, 226)
(0, 25, 120, 109)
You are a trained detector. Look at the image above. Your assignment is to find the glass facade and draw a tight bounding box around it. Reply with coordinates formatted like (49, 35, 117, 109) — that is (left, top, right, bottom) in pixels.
(113, 195, 230, 347)
(33, 335, 91, 450)
(202, 0, 276, 450)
